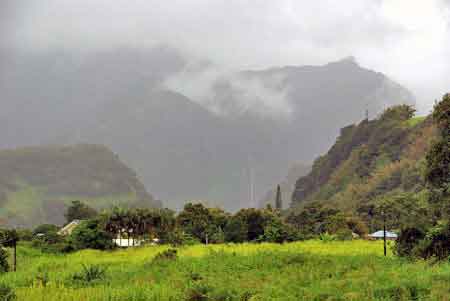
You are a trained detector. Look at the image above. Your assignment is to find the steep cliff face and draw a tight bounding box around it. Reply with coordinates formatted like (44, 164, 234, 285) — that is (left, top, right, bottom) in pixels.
(291, 105, 434, 212)
(0, 144, 159, 227)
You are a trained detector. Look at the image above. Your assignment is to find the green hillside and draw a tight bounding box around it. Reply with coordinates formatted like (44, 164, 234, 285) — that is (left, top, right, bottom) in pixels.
(0, 144, 160, 227)
(291, 105, 434, 218)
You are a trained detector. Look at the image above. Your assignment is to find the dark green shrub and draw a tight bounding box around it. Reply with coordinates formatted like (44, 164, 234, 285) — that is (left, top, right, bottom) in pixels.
(0, 249, 9, 272)
(188, 271, 203, 281)
(259, 219, 301, 243)
(186, 282, 212, 301)
(72, 264, 107, 283)
(31, 227, 63, 251)
(32, 224, 59, 236)
(394, 227, 426, 257)
(224, 216, 247, 243)
(69, 219, 114, 250)
(414, 222, 450, 260)
(335, 228, 353, 241)
(153, 249, 178, 263)
(283, 254, 307, 265)
(0, 284, 16, 301)
(319, 232, 336, 242)
(373, 283, 429, 301)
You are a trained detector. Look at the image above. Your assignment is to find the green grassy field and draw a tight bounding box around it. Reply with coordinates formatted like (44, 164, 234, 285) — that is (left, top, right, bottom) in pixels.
(1, 240, 450, 300)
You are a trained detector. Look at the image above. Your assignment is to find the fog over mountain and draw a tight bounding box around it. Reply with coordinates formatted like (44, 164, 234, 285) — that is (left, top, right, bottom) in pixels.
(0, 1, 448, 209)
(0, 47, 414, 209)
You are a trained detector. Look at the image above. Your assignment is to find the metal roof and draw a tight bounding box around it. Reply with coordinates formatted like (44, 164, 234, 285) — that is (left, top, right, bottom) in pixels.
(369, 230, 398, 238)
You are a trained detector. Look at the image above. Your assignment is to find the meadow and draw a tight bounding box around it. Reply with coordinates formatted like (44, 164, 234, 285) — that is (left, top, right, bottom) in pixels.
(1, 240, 450, 300)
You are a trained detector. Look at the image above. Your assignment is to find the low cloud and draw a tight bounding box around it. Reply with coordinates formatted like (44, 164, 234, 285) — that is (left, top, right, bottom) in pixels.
(2, 0, 450, 113)
(163, 66, 293, 119)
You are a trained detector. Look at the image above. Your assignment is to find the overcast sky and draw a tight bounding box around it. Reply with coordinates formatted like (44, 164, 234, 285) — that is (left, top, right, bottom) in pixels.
(2, 0, 449, 114)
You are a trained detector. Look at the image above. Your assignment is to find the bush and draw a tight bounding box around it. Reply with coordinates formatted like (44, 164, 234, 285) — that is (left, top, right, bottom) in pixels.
(0, 249, 8, 273)
(72, 264, 107, 283)
(224, 217, 247, 243)
(394, 227, 426, 257)
(319, 232, 337, 242)
(259, 219, 301, 243)
(32, 240, 74, 254)
(32, 224, 59, 236)
(69, 219, 114, 250)
(414, 222, 450, 260)
(0, 284, 16, 301)
(153, 249, 178, 263)
(335, 228, 353, 241)
(32, 231, 63, 245)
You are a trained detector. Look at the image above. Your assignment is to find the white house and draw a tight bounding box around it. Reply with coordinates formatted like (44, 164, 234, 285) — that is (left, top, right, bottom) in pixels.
(113, 237, 142, 247)
(368, 230, 398, 240)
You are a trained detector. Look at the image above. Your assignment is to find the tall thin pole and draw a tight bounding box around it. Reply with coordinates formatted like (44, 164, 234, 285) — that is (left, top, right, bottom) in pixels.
(383, 210, 387, 257)
(13, 239, 16, 272)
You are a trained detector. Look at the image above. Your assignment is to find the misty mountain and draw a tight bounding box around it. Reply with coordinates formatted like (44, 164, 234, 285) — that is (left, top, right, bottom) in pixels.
(0, 46, 185, 148)
(0, 144, 158, 227)
(0, 48, 414, 210)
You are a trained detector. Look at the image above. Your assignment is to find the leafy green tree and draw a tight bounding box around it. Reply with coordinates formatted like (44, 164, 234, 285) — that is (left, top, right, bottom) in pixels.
(234, 208, 275, 241)
(208, 226, 225, 244)
(425, 94, 450, 192)
(154, 208, 177, 242)
(32, 224, 59, 236)
(69, 219, 114, 250)
(394, 227, 426, 257)
(224, 216, 247, 243)
(286, 203, 340, 237)
(65, 200, 98, 223)
(380, 104, 416, 122)
(345, 216, 368, 237)
(260, 218, 299, 243)
(176, 203, 227, 243)
(413, 221, 450, 260)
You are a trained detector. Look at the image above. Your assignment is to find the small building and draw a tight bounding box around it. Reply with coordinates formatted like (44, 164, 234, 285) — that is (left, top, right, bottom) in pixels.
(57, 220, 82, 236)
(368, 230, 397, 240)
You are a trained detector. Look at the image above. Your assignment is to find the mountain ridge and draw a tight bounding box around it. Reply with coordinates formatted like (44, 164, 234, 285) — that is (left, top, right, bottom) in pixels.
(0, 144, 159, 227)
(0, 48, 416, 210)
(290, 105, 433, 220)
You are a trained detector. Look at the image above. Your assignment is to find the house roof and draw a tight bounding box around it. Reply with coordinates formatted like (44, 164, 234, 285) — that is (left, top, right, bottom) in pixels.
(57, 219, 82, 235)
(369, 230, 398, 238)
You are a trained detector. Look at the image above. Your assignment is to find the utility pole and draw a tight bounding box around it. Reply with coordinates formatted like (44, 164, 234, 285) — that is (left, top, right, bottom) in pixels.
(13, 239, 16, 272)
(382, 210, 387, 257)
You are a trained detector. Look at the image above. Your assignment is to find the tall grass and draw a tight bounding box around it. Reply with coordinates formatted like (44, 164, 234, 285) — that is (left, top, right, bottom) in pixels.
(1, 240, 449, 300)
